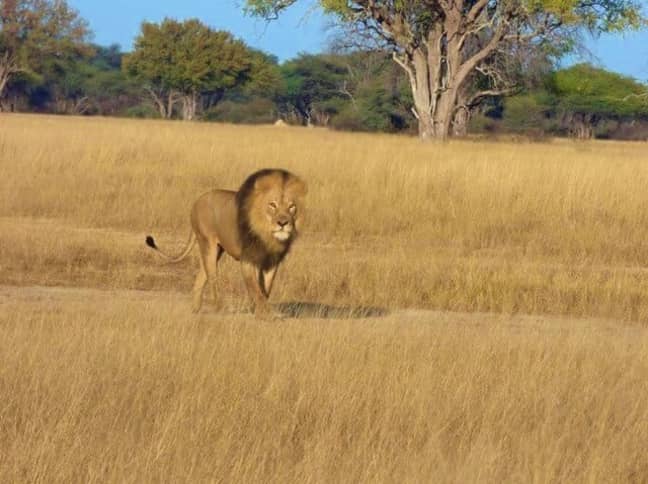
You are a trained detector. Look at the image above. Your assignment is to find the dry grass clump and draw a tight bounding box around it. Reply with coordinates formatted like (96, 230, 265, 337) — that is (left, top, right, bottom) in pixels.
(1, 291, 647, 482)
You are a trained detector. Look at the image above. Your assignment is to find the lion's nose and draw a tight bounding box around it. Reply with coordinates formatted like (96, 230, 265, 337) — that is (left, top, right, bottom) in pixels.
(277, 219, 289, 228)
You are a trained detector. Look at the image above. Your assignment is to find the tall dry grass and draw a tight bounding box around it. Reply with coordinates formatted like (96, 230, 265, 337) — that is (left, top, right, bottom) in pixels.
(1, 290, 648, 482)
(2, 114, 648, 320)
(2, 114, 648, 481)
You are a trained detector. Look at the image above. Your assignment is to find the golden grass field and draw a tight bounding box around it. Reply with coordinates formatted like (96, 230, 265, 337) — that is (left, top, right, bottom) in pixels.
(1, 113, 648, 482)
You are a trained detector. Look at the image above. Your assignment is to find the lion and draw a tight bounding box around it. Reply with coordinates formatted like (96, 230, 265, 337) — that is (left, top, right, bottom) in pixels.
(145, 169, 307, 318)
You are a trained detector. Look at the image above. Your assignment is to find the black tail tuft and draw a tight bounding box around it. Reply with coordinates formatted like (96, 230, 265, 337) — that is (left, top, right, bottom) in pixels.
(145, 235, 158, 249)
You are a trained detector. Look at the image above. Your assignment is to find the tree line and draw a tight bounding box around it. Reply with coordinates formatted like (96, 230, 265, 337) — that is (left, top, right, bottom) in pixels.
(1, 0, 647, 140)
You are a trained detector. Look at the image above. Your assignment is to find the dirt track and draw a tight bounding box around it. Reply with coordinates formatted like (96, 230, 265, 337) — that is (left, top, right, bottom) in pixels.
(2, 284, 645, 342)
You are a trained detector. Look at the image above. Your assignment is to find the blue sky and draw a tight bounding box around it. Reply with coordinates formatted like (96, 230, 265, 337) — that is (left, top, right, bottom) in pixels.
(69, 0, 648, 81)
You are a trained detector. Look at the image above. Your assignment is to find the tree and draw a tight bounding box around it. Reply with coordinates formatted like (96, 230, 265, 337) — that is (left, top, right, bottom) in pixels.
(245, 0, 645, 140)
(122, 21, 178, 118)
(328, 50, 415, 132)
(549, 64, 648, 138)
(0, 0, 90, 107)
(40, 44, 139, 115)
(279, 53, 349, 125)
(243, 49, 284, 98)
(123, 18, 254, 120)
(81, 45, 141, 116)
(202, 49, 284, 125)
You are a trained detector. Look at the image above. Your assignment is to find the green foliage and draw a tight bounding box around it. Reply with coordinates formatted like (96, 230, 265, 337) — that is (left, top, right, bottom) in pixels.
(496, 64, 648, 138)
(9, 42, 140, 115)
(550, 64, 648, 118)
(271, 51, 414, 130)
(123, 18, 254, 98)
(80, 56, 140, 116)
(125, 104, 159, 118)
(0, 0, 91, 97)
(243, 50, 284, 97)
(204, 96, 277, 124)
(0, 0, 90, 59)
(278, 53, 349, 122)
(500, 93, 554, 135)
(122, 18, 282, 120)
(246, 0, 645, 32)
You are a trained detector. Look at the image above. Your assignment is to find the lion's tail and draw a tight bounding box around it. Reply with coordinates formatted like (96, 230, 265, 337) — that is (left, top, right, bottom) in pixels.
(145, 230, 196, 263)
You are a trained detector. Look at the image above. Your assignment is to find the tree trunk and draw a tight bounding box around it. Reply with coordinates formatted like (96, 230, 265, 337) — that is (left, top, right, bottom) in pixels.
(165, 95, 172, 118)
(410, 50, 436, 140)
(434, 89, 458, 140)
(452, 107, 470, 137)
(570, 113, 595, 140)
(74, 96, 90, 115)
(166, 91, 179, 119)
(385, 1, 511, 142)
(154, 97, 166, 118)
(410, 90, 458, 141)
(145, 87, 169, 118)
(0, 52, 16, 100)
(0, 80, 6, 104)
(417, 111, 434, 140)
(0, 71, 10, 108)
(181, 90, 198, 121)
(395, 31, 465, 141)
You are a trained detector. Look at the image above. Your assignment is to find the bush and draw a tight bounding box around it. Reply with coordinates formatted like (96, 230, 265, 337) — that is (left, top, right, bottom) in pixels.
(608, 120, 648, 141)
(125, 104, 159, 119)
(205, 97, 277, 124)
(329, 108, 367, 131)
(501, 94, 550, 135)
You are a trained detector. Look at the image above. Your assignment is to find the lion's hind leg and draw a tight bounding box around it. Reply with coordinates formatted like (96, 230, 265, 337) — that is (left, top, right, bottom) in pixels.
(195, 236, 224, 312)
(192, 253, 208, 314)
(208, 245, 224, 308)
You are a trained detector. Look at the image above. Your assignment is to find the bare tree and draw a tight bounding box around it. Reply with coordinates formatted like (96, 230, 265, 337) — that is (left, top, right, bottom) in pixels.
(246, 0, 645, 140)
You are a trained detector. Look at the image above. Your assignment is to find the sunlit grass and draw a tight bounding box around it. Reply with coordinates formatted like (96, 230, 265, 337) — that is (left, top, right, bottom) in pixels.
(2, 114, 648, 320)
(1, 114, 648, 481)
(1, 290, 648, 482)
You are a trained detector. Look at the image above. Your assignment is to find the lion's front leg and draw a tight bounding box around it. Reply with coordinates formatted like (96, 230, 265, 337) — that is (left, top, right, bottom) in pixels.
(262, 265, 279, 298)
(241, 261, 279, 320)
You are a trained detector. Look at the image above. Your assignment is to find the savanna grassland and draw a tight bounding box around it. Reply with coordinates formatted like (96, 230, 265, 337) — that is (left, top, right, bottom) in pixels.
(1, 114, 648, 482)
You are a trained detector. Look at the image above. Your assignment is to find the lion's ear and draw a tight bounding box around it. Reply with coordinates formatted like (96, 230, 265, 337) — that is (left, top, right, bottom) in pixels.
(287, 176, 308, 199)
(254, 173, 280, 194)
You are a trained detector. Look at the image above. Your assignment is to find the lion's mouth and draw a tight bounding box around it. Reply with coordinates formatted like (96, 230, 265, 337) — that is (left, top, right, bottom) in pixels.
(273, 229, 291, 241)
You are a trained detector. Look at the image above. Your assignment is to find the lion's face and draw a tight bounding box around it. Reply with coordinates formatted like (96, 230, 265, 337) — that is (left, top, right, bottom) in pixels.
(244, 170, 307, 252)
(265, 195, 298, 241)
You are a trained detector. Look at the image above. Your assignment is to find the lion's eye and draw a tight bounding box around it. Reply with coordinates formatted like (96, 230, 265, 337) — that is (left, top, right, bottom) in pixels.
(288, 204, 297, 215)
(268, 201, 278, 211)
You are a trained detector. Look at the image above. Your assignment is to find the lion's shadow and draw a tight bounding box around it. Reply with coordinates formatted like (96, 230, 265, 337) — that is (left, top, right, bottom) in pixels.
(275, 301, 389, 319)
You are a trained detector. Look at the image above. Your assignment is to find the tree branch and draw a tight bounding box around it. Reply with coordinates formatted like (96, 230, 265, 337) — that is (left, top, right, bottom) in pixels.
(460, 87, 517, 110)
(355, 0, 418, 54)
(392, 52, 416, 91)
(456, 17, 510, 84)
(466, 0, 491, 24)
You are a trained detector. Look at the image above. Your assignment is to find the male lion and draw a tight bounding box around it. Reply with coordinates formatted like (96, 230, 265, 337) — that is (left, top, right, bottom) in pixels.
(146, 169, 307, 318)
